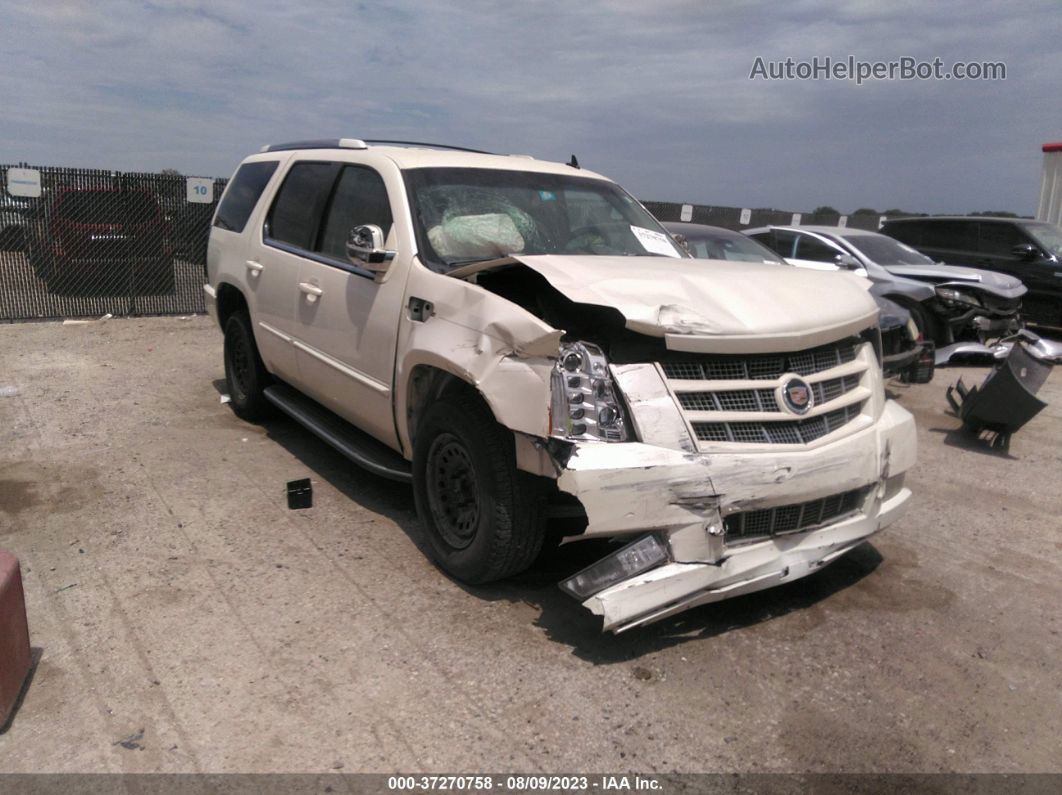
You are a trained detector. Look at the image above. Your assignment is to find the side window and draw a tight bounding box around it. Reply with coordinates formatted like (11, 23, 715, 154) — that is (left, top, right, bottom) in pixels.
(978, 222, 1028, 256)
(884, 222, 922, 246)
(922, 221, 975, 251)
(750, 230, 795, 258)
(795, 234, 840, 262)
(214, 161, 279, 233)
(266, 162, 337, 250)
(318, 166, 394, 260)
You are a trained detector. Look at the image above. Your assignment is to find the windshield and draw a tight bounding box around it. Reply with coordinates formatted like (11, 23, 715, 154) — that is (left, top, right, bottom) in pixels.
(682, 229, 784, 264)
(1021, 221, 1062, 257)
(843, 234, 934, 265)
(404, 167, 686, 271)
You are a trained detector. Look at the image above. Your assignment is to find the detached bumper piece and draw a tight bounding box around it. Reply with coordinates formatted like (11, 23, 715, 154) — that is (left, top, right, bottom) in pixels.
(946, 343, 1052, 450)
(0, 550, 32, 728)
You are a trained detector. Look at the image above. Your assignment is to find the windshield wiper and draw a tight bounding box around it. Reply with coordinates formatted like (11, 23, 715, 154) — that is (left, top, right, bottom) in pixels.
(445, 255, 511, 268)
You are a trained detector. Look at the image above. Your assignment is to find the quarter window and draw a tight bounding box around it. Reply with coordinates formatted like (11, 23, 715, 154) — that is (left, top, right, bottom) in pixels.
(214, 161, 278, 233)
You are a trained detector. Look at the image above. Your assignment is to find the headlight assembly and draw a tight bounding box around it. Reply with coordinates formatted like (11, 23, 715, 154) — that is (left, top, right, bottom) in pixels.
(935, 286, 982, 308)
(550, 341, 630, 442)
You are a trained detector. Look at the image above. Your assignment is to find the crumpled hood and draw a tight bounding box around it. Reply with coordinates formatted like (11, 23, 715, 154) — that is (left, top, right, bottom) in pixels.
(883, 264, 1027, 299)
(499, 254, 880, 353)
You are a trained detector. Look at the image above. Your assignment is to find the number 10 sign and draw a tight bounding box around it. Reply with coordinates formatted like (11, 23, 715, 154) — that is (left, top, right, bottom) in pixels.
(186, 177, 213, 203)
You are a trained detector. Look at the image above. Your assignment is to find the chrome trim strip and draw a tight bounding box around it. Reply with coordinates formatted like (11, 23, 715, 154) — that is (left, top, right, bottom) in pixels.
(291, 339, 390, 395)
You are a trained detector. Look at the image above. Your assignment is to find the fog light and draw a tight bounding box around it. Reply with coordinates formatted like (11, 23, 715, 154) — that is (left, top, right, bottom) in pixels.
(559, 535, 669, 600)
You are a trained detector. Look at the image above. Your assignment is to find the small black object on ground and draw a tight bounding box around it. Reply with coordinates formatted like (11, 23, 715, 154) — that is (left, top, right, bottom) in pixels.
(287, 478, 313, 510)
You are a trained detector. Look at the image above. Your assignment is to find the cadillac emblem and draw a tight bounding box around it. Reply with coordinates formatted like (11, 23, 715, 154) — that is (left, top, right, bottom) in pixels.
(782, 377, 813, 415)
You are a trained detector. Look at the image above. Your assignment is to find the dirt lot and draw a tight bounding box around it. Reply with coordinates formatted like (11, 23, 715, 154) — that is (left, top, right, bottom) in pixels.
(0, 316, 1059, 774)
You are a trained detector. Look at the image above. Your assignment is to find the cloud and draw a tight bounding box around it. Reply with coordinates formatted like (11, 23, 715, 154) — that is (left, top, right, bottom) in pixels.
(0, 0, 1057, 214)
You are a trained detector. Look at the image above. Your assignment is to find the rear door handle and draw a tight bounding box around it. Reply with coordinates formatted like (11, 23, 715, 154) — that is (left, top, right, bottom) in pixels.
(298, 282, 323, 303)
(246, 260, 264, 276)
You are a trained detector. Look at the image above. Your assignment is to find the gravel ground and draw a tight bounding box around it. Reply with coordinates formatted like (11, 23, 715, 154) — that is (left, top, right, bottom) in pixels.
(0, 315, 1059, 774)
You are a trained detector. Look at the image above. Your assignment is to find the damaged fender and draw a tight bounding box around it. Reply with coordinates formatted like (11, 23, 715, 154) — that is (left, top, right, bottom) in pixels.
(395, 260, 562, 453)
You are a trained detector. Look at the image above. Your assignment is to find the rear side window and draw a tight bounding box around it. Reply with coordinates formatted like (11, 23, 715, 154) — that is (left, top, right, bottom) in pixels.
(749, 230, 796, 258)
(883, 221, 922, 246)
(318, 166, 394, 260)
(795, 234, 839, 262)
(266, 162, 337, 249)
(921, 221, 976, 250)
(215, 161, 278, 233)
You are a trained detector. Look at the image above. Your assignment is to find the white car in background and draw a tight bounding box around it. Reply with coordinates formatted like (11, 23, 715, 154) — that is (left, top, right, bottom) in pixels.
(745, 225, 1027, 345)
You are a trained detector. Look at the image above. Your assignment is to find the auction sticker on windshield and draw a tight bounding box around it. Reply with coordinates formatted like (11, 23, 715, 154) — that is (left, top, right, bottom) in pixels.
(630, 225, 681, 257)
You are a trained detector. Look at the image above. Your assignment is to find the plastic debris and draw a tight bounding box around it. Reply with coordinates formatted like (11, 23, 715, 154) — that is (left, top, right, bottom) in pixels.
(219, 394, 231, 404)
(62, 313, 113, 326)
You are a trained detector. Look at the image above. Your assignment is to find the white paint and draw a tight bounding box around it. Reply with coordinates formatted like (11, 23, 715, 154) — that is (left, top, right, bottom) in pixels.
(186, 177, 214, 203)
(7, 168, 41, 198)
(679, 203, 693, 222)
(739, 207, 752, 225)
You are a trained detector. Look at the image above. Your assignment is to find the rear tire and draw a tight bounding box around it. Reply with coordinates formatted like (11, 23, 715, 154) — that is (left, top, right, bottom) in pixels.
(223, 310, 272, 421)
(412, 392, 545, 584)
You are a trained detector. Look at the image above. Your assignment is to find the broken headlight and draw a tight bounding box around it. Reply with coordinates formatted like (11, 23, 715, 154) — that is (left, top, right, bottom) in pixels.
(550, 341, 630, 442)
(936, 287, 982, 308)
(559, 534, 669, 599)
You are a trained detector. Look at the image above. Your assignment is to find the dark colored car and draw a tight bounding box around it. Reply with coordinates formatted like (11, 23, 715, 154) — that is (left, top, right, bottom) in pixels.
(664, 222, 933, 382)
(26, 187, 175, 295)
(880, 216, 1062, 328)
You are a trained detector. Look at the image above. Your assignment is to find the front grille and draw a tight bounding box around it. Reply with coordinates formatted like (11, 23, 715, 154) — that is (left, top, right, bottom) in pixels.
(676, 374, 860, 415)
(724, 488, 867, 544)
(662, 339, 859, 382)
(677, 388, 777, 413)
(692, 401, 865, 444)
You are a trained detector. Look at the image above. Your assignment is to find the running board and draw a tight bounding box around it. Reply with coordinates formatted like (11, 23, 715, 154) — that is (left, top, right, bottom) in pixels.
(263, 384, 412, 483)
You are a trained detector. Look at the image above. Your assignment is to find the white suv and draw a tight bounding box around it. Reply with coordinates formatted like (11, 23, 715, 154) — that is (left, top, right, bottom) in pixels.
(205, 139, 916, 632)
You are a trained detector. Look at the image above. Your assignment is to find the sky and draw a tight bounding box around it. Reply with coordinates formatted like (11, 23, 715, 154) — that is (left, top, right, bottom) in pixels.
(1, 0, 1060, 215)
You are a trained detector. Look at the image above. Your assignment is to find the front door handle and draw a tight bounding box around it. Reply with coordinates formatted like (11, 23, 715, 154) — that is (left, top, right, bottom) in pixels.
(298, 282, 323, 303)
(246, 260, 264, 277)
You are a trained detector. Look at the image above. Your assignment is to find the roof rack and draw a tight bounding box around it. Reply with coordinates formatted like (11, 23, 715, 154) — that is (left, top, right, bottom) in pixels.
(261, 138, 367, 153)
(259, 139, 495, 155)
(362, 140, 495, 154)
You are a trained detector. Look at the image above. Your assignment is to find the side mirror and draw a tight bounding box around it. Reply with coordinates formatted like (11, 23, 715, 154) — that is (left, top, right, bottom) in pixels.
(671, 233, 690, 253)
(347, 224, 396, 271)
(1011, 242, 1039, 260)
(834, 252, 861, 269)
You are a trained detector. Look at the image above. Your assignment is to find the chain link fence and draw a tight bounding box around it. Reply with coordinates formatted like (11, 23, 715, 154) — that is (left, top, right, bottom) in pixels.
(1, 164, 227, 322)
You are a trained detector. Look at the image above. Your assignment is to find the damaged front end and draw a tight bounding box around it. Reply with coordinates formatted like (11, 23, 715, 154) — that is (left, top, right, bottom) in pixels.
(544, 332, 915, 633)
(442, 253, 916, 632)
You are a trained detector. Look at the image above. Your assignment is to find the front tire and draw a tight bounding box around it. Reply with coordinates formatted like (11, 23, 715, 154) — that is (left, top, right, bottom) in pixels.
(896, 297, 942, 345)
(412, 392, 545, 584)
(223, 310, 272, 420)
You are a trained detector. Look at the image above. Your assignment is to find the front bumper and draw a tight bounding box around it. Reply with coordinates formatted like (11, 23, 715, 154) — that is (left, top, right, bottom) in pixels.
(556, 400, 917, 632)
